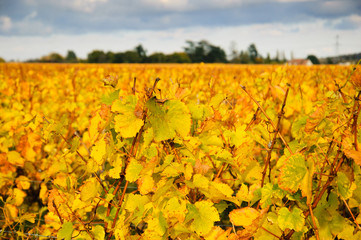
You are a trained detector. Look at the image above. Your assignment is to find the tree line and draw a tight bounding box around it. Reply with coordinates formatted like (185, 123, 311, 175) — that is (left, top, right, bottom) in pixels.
(21, 40, 300, 64)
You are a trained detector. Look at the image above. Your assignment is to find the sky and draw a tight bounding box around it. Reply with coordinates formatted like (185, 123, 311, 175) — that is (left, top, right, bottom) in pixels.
(0, 0, 360, 62)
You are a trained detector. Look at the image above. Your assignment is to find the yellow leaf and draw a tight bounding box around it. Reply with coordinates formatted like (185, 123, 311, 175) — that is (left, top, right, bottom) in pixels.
(125, 158, 143, 182)
(210, 181, 233, 198)
(184, 162, 193, 181)
(112, 96, 144, 138)
(193, 174, 209, 189)
(39, 183, 48, 203)
(204, 226, 230, 240)
(89, 113, 102, 141)
(53, 173, 68, 189)
(15, 176, 30, 190)
(7, 151, 24, 166)
(138, 175, 155, 195)
(229, 207, 259, 226)
(4, 203, 18, 222)
(164, 197, 187, 223)
(72, 196, 87, 211)
(236, 184, 250, 202)
(13, 188, 26, 206)
(80, 178, 100, 202)
(108, 155, 123, 179)
(91, 138, 107, 165)
(344, 149, 361, 166)
(19, 212, 36, 224)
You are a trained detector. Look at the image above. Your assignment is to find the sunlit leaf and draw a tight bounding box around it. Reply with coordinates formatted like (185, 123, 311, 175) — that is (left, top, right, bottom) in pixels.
(57, 222, 73, 240)
(146, 97, 191, 141)
(112, 95, 144, 138)
(229, 207, 259, 227)
(125, 158, 143, 182)
(186, 201, 220, 236)
(278, 153, 307, 193)
(277, 207, 305, 232)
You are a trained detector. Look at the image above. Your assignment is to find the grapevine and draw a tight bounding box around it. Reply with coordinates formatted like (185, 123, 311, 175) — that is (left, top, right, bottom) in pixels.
(0, 63, 361, 239)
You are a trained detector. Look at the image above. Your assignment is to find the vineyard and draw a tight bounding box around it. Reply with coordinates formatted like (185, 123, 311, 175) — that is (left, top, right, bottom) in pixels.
(1, 62, 361, 239)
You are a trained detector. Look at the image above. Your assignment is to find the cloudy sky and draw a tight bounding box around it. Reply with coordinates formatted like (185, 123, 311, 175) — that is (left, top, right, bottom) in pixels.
(0, 0, 360, 61)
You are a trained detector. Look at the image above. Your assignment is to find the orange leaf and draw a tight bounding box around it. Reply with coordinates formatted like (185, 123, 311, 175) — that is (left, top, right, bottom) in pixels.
(344, 149, 361, 165)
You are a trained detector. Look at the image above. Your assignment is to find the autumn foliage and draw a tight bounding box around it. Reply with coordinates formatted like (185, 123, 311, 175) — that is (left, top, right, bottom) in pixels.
(1, 62, 361, 239)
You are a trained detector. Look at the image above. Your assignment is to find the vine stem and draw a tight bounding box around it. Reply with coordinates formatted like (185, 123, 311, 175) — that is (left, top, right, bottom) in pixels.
(261, 86, 290, 187)
(107, 181, 129, 240)
(342, 197, 361, 230)
(240, 85, 293, 155)
(308, 204, 320, 240)
(352, 91, 361, 151)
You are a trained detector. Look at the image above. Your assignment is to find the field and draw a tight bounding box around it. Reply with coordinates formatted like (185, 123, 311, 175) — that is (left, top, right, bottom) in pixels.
(1, 62, 361, 239)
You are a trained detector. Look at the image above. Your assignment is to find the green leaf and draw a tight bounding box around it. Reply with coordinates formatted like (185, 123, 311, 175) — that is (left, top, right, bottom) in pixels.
(278, 153, 307, 193)
(188, 103, 206, 120)
(57, 222, 73, 240)
(291, 116, 307, 139)
(209, 93, 226, 107)
(112, 95, 144, 138)
(185, 201, 220, 236)
(146, 97, 191, 142)
(337, 172, 356, 199)
(277, 207, 305, 232)
(70, 137, 80, 153)
(125, 158, 143, 182)
(101, 89, 120, 105)
(92, 225, 105, 240)
(260, 183, 285, 208)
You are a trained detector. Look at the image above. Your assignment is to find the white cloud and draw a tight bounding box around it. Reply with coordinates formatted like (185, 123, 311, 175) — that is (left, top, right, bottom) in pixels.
(0, 16, 12, 31)
(25, 11, 38, 20)
(0, 18, 360, 62)
(70, 0, 108, 13)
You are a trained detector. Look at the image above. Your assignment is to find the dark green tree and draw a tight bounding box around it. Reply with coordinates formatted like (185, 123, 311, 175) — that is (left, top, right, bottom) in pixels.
(307, 55, 320, 64)
(106, 51, 115, 63)
(239, 51, 250, 64)
(247, 43, 259, 63)
(0, 57, 5, 63)
(147, 53, 166, 63)
(87, 50, 107, 63)
(135, 44, 147, 62)
(65, 50, 77, 63)
(184, 40, 227, 63)
(122, 51, 142, 63)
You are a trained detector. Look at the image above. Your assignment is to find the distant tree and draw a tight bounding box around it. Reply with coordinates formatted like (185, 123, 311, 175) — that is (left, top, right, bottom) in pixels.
(0, 57, 5, 63)
(88, 50, 107, 63)
(239, 51, 250, 64)
(274, 50, 280, 63)
(166, 52, 191, 63)
(307, 55, 320, 64)
(147, 52, 166, 63)
(122, 51, 142, 63)
(205, 45, 227, 63)
(106, 51, 115, 63)
(135, 44, 147, 62)
(40, 52, 64, 63)
(184, 40, 227, 63)
(326, 57, 334, 64)
(65, 50, 77, 63)
(113, 52, 124, 63)
(247, 43, 259, 63)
